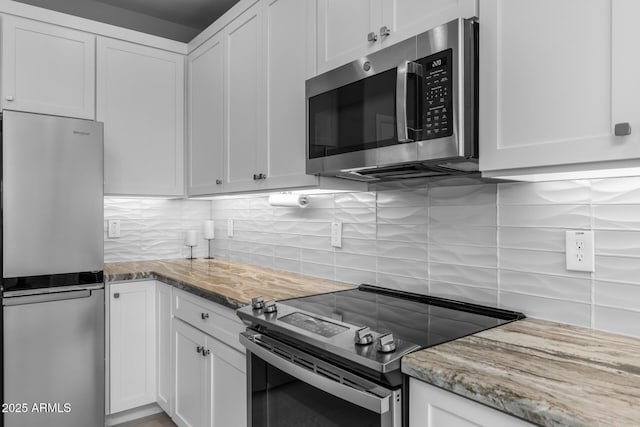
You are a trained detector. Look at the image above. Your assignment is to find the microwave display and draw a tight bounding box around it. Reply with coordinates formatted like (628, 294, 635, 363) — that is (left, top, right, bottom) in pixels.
(418, 48, 453, 140)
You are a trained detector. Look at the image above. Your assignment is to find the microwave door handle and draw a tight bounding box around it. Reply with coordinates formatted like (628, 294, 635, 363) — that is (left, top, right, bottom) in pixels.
(396, 61, 423, 143)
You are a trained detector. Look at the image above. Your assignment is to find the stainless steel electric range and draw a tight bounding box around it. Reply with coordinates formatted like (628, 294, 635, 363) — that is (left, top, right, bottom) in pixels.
(237, 284, 525, 427)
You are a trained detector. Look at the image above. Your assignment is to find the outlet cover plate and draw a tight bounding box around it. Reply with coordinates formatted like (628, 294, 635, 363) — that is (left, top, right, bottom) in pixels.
(565, 230, 595, 272)
(331, 222, 342, 248)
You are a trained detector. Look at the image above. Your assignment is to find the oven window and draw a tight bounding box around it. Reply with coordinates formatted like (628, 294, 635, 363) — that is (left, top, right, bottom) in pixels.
(250, 354, 380, 427)
(308, 68, 398, 159)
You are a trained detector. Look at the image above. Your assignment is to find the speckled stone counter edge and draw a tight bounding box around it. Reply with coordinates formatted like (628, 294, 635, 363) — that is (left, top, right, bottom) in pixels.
(106, 271, 247, 310)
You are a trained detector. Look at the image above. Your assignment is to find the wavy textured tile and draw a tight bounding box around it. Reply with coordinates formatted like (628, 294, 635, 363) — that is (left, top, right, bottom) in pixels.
(499, 205, 590, 228)
(500, 248, 588, 278)
(594, 280, 640, 312)
(273, 257, 301, 273)
(594, 230, 640, 257)
(430, 225, 496, 247)
(500, 270, 591, 303)
(499, 227, 565, 251)
(594, 305, 640, 338)
(335, 252, 376, 272)
(498, 180, 590, 205)
(591, 177, 640, 204)
(377, 206, 429, 225)
(429, 262, 497, 288)
(335, 267, 376, 285)
(377, 224, 428, 243)
(429, 183, 496, 206)
(300, 248, 334, 265)
(377, 256, 427, 279)
(592, 205, 640, 230)
(301, 261, 335, 280)
(500, 292, 591, 327)
(272, 245, 300, 260)
(342, 223, 376, 240)
(375, 272, 428, 294)
(334, 192, 376, 208)
(429, 281, 498, 306)
(430, 205, 496, 227)
(594, 255, 640, 284)
(376, 241, 427, 261)
(376, 189, 428, 207)
(340, 238, 377, 256)
(334, 207, 377, 223)
(430, 244, 497, 268)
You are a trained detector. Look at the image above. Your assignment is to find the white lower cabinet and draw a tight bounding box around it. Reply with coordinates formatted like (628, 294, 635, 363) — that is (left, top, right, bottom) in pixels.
(108, 282, 246, 427)
(173, 289, 247, 427)
(156, 282, 173, 414)
(409, 378, 535, 427)
(109, 280, 157, 414)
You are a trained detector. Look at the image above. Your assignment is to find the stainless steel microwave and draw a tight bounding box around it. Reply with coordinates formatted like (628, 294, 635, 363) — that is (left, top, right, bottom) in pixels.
(306, 18, 478, 182)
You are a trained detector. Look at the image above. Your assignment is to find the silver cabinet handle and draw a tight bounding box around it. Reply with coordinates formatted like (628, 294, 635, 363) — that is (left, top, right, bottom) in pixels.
(615, 122, 632, 136)
(201, 348, 211, 357)
(215, 179, 222, 185)
(367, 32, 378, 43)
(396, 61, 423, 142)
(380, 26, 391, 38)
(201, 312, 209, 320)
(196, 345, 203, 353)
(5, 95, 14, 101)
(113, 293, 120, 299)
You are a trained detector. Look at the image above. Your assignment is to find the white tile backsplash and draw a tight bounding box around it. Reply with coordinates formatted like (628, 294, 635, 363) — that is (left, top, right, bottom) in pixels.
(105, 176, 640, 339)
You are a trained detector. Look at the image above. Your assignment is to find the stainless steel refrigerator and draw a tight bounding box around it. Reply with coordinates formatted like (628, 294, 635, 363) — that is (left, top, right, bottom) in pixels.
(1, 110, 105, 427)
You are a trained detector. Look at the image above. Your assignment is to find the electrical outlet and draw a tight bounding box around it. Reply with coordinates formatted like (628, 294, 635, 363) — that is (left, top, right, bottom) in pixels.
(331, 222, 342, 248)
(107, 220, 121, 238)
(565, 230, 595, 272)
(227, 219, 234, 238)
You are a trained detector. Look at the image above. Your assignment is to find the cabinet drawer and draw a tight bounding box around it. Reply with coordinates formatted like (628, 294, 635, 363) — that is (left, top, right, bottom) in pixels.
(173, 289, 245, 352)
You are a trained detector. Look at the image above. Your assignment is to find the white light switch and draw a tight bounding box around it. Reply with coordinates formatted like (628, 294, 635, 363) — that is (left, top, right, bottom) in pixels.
(331, 222, 342, 248)
(565, 230, 595, 272)
(107, 220, 121, 238)
(227, 219, 234, 238)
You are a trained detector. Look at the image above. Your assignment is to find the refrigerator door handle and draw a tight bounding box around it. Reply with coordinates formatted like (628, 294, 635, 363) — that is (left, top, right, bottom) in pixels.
(2, 283, 104, 298)
(2, 289, 96, 306)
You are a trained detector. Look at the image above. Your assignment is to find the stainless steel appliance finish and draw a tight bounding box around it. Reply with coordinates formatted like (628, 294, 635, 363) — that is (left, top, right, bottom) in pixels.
(2, 287, 105, 427)
(306, 18, 478, 182)
(2, 110, 104, 278)
(238, 285, 524, 427)
(1, 110, 105, 427)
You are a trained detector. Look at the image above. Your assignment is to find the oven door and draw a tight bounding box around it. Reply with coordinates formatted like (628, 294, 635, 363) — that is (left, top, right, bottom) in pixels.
(241, 331, 401, 427)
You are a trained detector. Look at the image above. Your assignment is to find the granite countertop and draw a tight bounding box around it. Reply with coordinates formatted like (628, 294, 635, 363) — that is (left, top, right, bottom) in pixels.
(104, 258, 354, 309)
(403, 318, 640, 427)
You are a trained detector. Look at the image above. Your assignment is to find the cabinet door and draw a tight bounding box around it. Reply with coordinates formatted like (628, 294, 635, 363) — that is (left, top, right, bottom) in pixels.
(478, 0, 640, 177)
(156, 282, 173, 415)
(264, 0, 319, 189)
(98, 37, 185, 196)
(380, 0, 477, 47)
(210, 337, 246, 427)
(316, 0, 382, 74)
(109, 281, 156, 414)
(409, 378, 535, 426)
(188, 32, 226, 196)
(1, 15, 95, 119)
(224, 2, 267, 192)
(174, 319, 210, 427)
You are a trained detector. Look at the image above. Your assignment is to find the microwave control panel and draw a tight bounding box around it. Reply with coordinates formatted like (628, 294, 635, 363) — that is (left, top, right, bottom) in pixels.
(419, 49, 453, 140)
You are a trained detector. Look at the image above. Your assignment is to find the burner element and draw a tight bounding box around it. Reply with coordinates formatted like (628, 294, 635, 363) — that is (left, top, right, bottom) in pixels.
(377, 333, 397, 353)
(354, 326, 374, 346)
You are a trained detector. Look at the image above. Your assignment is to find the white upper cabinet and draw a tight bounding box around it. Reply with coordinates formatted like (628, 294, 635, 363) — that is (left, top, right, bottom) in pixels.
(264, 0, 319, 189)
(480, 0, 640, 179)
(1, 15, 95, 119)
(188, 32, 226, 195)
(315, 0, 477, 74)
(224, 1, 267, 192)
(98, 37, 185, 196)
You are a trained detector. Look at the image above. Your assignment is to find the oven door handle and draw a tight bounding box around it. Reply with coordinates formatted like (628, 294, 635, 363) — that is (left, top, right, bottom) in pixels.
(241, 332, 392, 414)
(396, 60, 423, 143)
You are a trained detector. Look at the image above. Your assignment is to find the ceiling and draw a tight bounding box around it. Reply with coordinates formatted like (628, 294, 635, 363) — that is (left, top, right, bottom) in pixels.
(13, 0, 240, 42)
